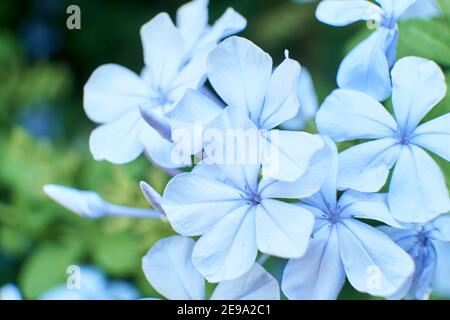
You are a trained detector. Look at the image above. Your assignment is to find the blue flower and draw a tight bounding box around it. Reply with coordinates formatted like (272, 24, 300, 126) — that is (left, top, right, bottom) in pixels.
(168, 36, 325, 181)
(142, 236, 280, 300)
(40, 266, 140, 300)
(282, 139, 414, 299)
(380, 214, 450, 300)
(316, 56, 450, 223)
(316, 0, 441, 101)
(84, 0, 246, 166)
(43, 184, 162, 219)
(153, 144, 333, 282)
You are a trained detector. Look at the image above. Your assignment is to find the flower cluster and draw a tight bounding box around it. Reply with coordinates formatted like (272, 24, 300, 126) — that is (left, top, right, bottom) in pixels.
(41, 0, 449, 300)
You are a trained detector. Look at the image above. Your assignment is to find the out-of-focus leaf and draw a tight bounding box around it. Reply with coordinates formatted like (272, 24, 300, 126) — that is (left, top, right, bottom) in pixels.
(18, 240, 84, 299)
(398, 18, 450, 66)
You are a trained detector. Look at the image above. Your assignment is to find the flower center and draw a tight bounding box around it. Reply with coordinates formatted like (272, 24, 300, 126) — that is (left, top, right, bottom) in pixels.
(396, 129, 412, 145)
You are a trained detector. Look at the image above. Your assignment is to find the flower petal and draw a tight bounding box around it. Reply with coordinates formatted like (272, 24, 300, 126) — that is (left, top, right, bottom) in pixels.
(259, 136, 334, 200)
(176, 0, 209, 53)
(392, 57, 446, 132)
(389, 145, 450, 223)
(83, 64, 150, 123)
(432, 241, 450, 298)
(255, 199, 314, 258)
(262, 131, 325, 182)
(259, 56, 301, 129)
(211, 263, 280, 300)
(337, 28, 394, 101)
(338, 219, 415, 297)
(0, 284, 22, 300)
(338, 190, 404, 227)
(162, 172, 246, 236)
(207, 36, 272, 121)
(198, 8, 247, 48)
(192, 206, 257, 282)
(142, 236, 205, 300)
(316, 0, 384, 27)
(89, 110, 144, 164)
(337, 138, 401, 192)
(376, 0, 418, 19)
(316, 89, 397, 142)
(140, 13, 185, 89)
(140, 181, 165, 215)
(281, 67, 319, 130)
(400, 0, 442, 19)
(412, 113, 450, 161)
(430, 214, 450, 242)
(282, 225, 345, 300)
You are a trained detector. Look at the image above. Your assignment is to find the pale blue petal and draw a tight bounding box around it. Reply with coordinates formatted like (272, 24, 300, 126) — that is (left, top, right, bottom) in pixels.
(162, 172, 246, 236)
(43, 184, 160, 219)
(168, 89, 223, 156)
(0, 284, 22, 300)
(433, 241, 450, 298)
(412, 113, 450, 161)
(262, 131, 324, 182)
(413, 243, 437, 300)
(337, 138, 401, 192)
(211, 263, 280, 300)
(316, 0, 384, 27)
(255, 199, 314, 258)
(259, 57, 301, 129)
(316, 89, 397, 142)
(192, 206, 257, 282)
(339, 190, 404, 227)
(83, 64, 150, 123)
(140, 181, 165, 215)
(430, 214, 450, 242)
(258, 137, 334, 199)
(142, 236, 205, 300)
(389, 145, 450, 223)
(140, 105, 172, 142)
(207, 36, 272, 121)
(301, 137, 339, 210)
(338, 219, 415, 297)
(198, 8, 247, 49)
(392, 57, 446, 132)
(176, 0, 208, 53)
(89, 109, 144, 164)
(282, 225, 345, 300)
(140, 124, 188, 168)
(168, 45, 213, 102)
(140, 13, 184, 89)
(215, 164, 260, 192)
(377, 0, 418, 19)
(281, 68, 319, 130)
(400, 0, 442, 19)
(337, 28, 393, 101)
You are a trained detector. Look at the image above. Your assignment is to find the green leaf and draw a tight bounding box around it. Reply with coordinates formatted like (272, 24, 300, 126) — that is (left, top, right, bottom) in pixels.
(398, 18, 450, 66)
(18, 240, 83, 299)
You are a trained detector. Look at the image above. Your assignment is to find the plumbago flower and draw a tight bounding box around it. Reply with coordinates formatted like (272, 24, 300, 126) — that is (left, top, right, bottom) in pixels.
(316, 57, 450, 223)
(142, 236, 279, 300)
(166, 36, 325, 182)
(316, 0, 442, 101)
(380, 214, 450, 300)
(282, 139, 414, 300)
(0, 284, 22, 300)
(43, 184, 162, 219)
(144, 143, 333, 283)
(84, 0, 246, 166)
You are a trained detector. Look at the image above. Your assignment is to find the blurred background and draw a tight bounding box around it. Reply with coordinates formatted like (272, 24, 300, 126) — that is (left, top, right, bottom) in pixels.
(0, 0, 449, 299)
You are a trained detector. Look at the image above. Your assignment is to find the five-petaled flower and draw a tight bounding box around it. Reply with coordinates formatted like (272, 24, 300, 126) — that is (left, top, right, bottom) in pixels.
(317, 56, 450, 223)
